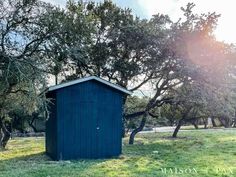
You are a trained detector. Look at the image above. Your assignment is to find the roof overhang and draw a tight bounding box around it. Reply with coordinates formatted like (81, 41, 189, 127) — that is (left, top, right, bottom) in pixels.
(48, 76, 132, 95)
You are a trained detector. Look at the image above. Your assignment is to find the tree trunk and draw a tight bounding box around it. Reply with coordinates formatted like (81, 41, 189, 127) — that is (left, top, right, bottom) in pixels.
(0, 119, 11, 149)
(0, 119, 3, 149)
(55, 74, 58, 85)
(129, 113, 147, 144)
(29, 123, 38, 133)
(233, 122, 236, 128)
(122, 117, 126, 138)
(219, 117, 230, 128)
(193, 122, 198, 129)
(1, 123, 10, 149)
(211, 117, 217, 127)
(190, 118, 198, 129)
(232, 118, 236, 128)
(28, 115, 39, 133)
(225, 116, 231, 128)
(233, 110, 236, 127)
(231, 110, 236, 128)
(203, 118, 208, 129)
(0, 122, 3, 150)
(172, 119, 183, 138)
(218, 117, 224, 127)
(0, 129, 2, 145)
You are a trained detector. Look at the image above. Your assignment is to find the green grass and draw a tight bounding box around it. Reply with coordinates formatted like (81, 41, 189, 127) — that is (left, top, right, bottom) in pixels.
(1, 130, 236, 177)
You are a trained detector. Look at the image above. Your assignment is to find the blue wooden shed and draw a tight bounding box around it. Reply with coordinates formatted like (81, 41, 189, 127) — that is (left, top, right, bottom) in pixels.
(46, 76, 131, 160)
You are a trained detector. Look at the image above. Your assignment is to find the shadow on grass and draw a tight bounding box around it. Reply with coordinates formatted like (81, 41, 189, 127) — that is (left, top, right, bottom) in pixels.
(0, 141, 175, 177)
(0, 152, 49, 162)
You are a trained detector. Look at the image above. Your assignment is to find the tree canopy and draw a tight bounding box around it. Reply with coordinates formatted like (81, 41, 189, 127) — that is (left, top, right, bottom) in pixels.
(0, 0, 236, 147)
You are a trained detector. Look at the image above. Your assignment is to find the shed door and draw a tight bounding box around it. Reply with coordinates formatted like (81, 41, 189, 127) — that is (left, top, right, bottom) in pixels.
(96, 98, 122, 158)
(77, 99, 121, 158)
(77, 101, 98, 158)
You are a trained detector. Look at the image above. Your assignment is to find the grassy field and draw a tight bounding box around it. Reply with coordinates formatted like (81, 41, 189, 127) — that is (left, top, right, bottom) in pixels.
(1, 130, 236, 177)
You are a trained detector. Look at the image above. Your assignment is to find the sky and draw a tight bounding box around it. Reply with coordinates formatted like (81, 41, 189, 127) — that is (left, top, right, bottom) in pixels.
(43, 0, 236, 44)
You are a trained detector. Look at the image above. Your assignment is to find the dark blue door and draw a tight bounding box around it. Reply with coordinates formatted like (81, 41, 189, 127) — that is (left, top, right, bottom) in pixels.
(78, 101, 98, 158)
(96, 92, 122, 158)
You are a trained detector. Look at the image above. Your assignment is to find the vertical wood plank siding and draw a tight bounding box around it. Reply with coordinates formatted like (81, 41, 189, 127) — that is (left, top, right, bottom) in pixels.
(47, 80, 123, 160)
(45, 92, 57, 160)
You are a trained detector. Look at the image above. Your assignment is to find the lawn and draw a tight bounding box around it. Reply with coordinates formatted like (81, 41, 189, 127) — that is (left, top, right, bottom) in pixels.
(1, 130, 236, 177)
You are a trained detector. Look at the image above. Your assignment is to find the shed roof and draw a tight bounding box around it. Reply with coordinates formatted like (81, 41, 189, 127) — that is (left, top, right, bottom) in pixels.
(48, 76, 132, 95)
